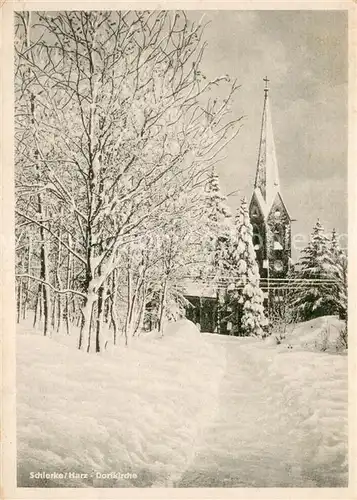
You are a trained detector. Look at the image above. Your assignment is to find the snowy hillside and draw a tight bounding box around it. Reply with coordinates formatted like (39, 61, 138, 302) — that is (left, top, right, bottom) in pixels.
(17, 317, 347, 488)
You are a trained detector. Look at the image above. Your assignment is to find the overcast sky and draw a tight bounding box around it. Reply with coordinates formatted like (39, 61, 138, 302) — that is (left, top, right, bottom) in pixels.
(187, 10, 348, 253)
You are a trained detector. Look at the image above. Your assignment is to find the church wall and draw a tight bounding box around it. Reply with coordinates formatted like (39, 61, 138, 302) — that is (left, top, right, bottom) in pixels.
(249, 196, 267, 277)
(266, 195, 291, 278)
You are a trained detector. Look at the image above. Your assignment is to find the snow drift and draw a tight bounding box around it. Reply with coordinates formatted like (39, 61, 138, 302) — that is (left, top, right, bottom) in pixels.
(17, 319, 226, 487)
(242, 317, 348, 487)
(16, 316, 348, 488)
(177, 325, 347, 487)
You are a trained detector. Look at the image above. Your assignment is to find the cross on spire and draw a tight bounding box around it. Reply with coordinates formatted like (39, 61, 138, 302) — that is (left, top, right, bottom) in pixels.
(263, 76, 270, 98)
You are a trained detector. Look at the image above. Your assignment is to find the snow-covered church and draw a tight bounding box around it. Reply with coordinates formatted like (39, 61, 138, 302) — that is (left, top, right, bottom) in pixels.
(185, 79, 293, 333)
(249, 78, 292, 282)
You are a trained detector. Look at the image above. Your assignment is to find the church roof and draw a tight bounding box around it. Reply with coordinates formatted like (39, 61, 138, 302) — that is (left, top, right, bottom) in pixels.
(254, 82, 282, 215)
(251, 187, 269, 219)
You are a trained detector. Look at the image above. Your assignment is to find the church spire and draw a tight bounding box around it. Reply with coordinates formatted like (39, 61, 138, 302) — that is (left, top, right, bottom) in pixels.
(254, 77, 281, 213)
(249, 79, 292, 282)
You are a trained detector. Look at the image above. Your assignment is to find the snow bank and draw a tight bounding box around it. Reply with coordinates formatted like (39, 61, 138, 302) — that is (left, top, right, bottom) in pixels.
(245, 329, 348, 487)
(275, 315, 347, 353)
(270, 351, 348, 486)
(17, 319, 226, 487)
(171, 325, 347, 488)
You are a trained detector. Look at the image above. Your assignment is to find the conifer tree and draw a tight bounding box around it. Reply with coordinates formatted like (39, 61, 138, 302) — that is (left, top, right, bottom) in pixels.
(330, 228, 341, 259)
(227, 198, 267, 337)
(291, 220, 337, 320)
(205, 168, 232, 223)
(203, 168, 233, 278)
(329, 228, 347, 320)
(202, 168, 234, 332)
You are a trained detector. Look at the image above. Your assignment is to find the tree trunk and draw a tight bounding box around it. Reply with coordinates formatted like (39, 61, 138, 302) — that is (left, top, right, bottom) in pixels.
(78, 292, 96, 351)
(16, 279, 23, 324)
(56, 295, 63, 333)
(95, 285, 104, 353)
(158, 279, 168, 337)
(22, 236, 32, 320)
(33, 284, 40, 328)
(216, 288, 224, 334)
(124, 262, 132, 346)
(78, 222, 96, 351)
(104, 284, 110, 324)
(30, 79, 50, 336)
(39, 217, 49, 336)
(65, 237, 73, 335)
(38, 284, 43, 323)
(55, 215, 63, 333)
(134, 282, 147, 336)
(17, 256, 25, 323)
(109, 269, 119, 345)
(128, 283, 139, 338)
(51, 292, 57, 331)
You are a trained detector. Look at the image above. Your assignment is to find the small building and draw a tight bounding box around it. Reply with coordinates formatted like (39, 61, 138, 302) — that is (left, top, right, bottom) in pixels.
(181, 281, 218, 333)
(182, 281, 240, 335)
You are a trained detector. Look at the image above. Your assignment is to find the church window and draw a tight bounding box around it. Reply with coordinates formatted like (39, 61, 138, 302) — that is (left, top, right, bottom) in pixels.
(273, 260, 283, 272)
(252, 224, 261, 249)
(274, 209, 281, 219)
(253, 235, 260, 250)
(273, 228, 284, 250)
(251, 206, 259, 218)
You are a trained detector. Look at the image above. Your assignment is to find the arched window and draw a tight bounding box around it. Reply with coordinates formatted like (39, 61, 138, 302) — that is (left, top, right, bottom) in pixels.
(252, 224, 262, 250)
(251, 205, 260, 219)
(273, 227, 284, 250)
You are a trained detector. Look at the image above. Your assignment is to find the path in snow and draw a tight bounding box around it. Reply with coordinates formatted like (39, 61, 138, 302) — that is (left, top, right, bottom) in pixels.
(175, 334, 347, 488)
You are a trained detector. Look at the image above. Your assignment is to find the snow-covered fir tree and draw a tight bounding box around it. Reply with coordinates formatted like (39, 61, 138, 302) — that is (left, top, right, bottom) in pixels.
(330, 228, 342, 259)
(205, 168, 232, 224)
(200, 168, 236, 333)
(329, 228, 348, 320)
(291, 220, 339, 320)
(203, 168, 234, 278)
(227, 198, 268, 337)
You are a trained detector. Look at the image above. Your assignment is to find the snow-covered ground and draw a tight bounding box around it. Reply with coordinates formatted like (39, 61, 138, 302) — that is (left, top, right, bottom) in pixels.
(17, 316, 347, 488)
(269, 315, 347, 354)
(17, 319, 226, 487)
(178, 328, 347, 487)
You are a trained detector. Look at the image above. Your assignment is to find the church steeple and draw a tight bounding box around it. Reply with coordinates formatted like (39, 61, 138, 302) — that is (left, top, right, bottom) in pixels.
(249, 78, 292, 280)
(254, 76, 281, 214)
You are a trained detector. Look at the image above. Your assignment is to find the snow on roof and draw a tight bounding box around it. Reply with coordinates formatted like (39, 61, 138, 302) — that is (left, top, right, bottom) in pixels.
(181, 281, 217, 299)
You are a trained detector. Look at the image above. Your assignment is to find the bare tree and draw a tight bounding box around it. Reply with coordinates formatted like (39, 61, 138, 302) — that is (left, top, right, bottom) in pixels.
(15, 11, 242, 351)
